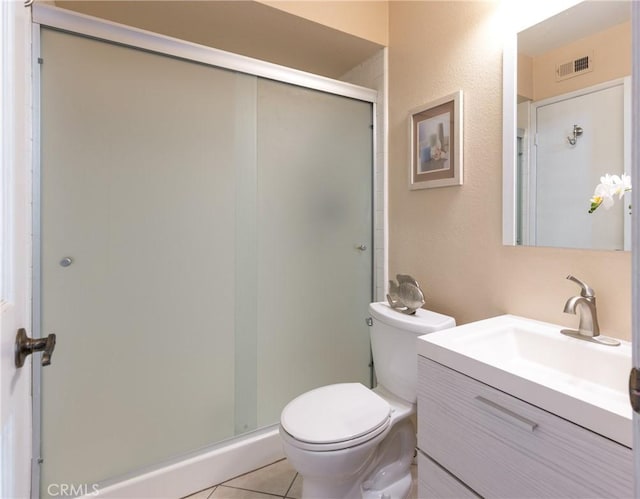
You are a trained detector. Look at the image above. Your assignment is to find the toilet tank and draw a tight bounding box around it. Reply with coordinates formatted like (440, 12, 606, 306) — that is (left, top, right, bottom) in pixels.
(368, 302, 455, 403)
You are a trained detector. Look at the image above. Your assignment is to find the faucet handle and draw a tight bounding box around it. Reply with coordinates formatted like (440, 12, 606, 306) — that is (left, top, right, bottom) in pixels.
(566, 275, 595, 299)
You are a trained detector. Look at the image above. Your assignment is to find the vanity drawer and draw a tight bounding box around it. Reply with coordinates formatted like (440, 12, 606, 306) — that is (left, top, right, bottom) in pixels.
(418, 451, 479, 499)
(418, 356, 633, 498)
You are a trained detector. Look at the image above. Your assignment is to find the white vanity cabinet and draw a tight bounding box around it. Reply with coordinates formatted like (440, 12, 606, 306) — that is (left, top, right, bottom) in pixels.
(417, 356, 633, 498)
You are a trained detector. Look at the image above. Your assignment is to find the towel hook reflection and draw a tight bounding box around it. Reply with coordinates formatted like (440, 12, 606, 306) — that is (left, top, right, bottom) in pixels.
(567, 125, 583, 146)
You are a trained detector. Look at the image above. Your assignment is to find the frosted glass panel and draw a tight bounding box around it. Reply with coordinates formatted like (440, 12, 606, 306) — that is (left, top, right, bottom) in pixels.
(39, 28, 373, 494)
(256, 80, 373, 425)
(40, 29, 248, 492)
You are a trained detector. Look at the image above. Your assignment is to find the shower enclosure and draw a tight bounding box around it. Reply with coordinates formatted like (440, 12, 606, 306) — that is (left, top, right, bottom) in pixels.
(36, 15, 374, 497)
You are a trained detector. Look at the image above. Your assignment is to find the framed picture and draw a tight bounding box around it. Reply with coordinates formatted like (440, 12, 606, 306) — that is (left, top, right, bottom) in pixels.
(409, 90, 463, 189)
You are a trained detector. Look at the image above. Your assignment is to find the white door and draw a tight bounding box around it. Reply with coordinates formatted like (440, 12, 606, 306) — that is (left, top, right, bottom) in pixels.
(0, 2, 33, 498)
(533, 81, 627, 250)
(632, 4, 640, 497)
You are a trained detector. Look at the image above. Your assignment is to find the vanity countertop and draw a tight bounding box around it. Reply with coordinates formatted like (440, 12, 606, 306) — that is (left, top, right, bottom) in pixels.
(417, 314, 632, 447)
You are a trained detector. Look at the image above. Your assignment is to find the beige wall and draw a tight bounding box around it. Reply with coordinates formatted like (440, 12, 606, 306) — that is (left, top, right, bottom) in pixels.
(388, 1, 631, 340)
(259, 0, 389, 46)
(517, 53, 533, 101)
(533, 21, 631, 101)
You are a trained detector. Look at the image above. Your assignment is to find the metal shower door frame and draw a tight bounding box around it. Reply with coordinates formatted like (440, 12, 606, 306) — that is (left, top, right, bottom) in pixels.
(30, 4, 378, 497)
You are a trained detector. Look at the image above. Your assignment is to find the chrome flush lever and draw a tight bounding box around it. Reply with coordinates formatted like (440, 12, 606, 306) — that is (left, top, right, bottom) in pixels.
(15, 328, 57, 367)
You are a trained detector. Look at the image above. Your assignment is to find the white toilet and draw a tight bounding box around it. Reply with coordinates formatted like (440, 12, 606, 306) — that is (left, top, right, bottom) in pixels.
(279, 301, 455, 499)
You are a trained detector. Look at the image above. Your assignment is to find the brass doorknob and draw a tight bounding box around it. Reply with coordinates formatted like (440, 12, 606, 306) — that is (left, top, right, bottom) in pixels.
(15, 328, 56, 368)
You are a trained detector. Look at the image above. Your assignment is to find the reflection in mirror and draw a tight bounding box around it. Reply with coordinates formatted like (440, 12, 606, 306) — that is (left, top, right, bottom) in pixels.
(504, 1, 631, 250)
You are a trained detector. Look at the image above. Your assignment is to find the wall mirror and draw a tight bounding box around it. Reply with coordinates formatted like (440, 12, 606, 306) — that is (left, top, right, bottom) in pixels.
(503, 1, 631, 250)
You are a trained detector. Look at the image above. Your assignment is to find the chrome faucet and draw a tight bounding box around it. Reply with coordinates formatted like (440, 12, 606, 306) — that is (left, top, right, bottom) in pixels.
(563, 275, 599, 337)
(561, 275, 619, 346)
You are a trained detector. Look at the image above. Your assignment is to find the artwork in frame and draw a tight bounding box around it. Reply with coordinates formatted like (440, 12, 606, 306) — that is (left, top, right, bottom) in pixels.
(409, 90, 463, 189)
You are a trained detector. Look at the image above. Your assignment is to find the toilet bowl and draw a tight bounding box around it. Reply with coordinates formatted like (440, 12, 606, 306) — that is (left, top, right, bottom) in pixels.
(279, 302, 455, 499)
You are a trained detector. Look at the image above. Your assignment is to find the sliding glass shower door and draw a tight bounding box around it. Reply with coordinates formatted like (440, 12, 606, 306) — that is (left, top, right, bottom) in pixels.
(255, 80, 373, 427)
(38, 27, 372, 494)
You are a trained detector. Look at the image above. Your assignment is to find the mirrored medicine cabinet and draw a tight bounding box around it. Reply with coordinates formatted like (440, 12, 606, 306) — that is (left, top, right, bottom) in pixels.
(503, 1, 632, 251)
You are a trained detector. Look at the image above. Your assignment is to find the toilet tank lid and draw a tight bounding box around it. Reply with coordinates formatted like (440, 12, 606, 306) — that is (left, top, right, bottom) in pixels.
(280, 383, 390, 444)
(369, 302, 455, 334)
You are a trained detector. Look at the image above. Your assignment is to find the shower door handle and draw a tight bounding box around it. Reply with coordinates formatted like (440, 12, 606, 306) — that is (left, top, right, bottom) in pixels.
(15, 328, 57, 368)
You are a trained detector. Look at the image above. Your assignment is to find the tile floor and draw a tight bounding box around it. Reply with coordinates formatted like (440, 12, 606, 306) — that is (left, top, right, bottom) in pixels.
(183, 458, 418, 499)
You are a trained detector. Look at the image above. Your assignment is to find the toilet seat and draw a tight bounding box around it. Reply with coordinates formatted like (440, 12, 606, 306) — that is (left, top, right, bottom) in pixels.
(280, 383, 391, 451)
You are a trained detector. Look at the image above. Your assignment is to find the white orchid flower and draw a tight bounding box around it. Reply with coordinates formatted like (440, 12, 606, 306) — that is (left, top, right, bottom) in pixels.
(617, 173, 632, 199)
(589, 173, 632, 213)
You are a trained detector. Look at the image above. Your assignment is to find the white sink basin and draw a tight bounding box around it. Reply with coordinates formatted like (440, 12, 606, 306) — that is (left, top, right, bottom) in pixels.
(417, 315, 632, 447)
